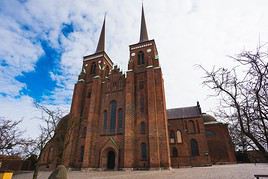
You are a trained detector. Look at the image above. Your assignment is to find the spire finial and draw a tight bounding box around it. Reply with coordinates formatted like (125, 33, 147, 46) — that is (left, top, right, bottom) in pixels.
(139, 4, 149, 42)
(96, 14, 106, 53)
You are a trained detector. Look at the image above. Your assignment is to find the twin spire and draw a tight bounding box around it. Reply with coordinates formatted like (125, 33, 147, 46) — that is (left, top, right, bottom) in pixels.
(95, 5, 149, 53)
(95, 15, 106, 53)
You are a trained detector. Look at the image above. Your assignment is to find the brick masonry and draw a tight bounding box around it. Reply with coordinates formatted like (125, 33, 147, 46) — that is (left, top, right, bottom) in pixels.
(38, 19, 235, 170)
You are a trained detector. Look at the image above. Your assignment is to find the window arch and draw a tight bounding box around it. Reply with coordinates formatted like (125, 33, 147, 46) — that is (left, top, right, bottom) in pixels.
(140, 122, 145, 134)
(169, 130, 175, 143)
(172, 147, 178, 157)
(90, 62, 97, 74)
(118, 108, 123, 129)
(103, 110, 107, 130)
(189, 120, 196, 133)
(138, 51, 145, 65)
(141, 143, 147, 160)
(176, 130, 182, 143)
(191, 139, 199, 156)
(110, 100, 117, 131)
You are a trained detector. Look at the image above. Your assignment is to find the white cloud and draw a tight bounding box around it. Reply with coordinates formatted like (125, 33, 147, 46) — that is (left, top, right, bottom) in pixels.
(1, 0, 268, 136)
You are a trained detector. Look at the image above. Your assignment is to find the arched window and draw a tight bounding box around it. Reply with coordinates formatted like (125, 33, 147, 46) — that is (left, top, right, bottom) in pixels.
(105, 66, 109, 76)
(118, 108, 123, 129)
(138, 51, 145, 65)
(141, 143, 147, 160)
(172, 147, 178, 157)
(82, 127, 87, 138)
(169, 130, 175, 143)
(110, 100, 117, 131)
(191, 139, 199, 156)
(90, 62, 97, 74)
(80, 145, 84, 162)
(176, 130, 182, 143)
(140, 122, 145, 134)
(140, 96, 145, 113)
(103, 111, 107, 130)
(189, 120, 196, 133)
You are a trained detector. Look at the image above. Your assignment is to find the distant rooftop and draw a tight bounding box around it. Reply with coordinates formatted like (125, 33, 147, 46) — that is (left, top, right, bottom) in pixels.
(167, 105, 201, 120)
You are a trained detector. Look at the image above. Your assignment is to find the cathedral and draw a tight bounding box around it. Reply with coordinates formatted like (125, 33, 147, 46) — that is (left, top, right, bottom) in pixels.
(39, 6, 236, 170)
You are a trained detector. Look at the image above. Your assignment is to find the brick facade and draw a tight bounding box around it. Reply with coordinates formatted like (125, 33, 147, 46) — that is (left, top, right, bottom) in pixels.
(39, 7, 235, 170)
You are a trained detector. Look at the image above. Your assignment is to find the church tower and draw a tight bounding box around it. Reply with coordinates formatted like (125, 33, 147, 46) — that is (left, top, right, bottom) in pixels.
(64, 16, 115, 168)
(124, 5, 171, 168)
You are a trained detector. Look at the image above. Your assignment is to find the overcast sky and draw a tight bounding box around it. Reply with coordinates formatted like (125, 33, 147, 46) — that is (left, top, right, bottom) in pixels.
(0, 0, 268, 137)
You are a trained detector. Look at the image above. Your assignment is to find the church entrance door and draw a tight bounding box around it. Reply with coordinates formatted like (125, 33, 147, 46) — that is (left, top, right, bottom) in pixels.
(107, 150, 115, 169)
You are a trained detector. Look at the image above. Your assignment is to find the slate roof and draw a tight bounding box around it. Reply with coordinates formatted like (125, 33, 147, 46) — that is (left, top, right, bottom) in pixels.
(167, 106, 201, 120)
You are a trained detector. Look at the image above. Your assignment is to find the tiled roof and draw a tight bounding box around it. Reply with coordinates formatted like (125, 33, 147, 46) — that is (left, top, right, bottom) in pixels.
(167, 106, 201, 119)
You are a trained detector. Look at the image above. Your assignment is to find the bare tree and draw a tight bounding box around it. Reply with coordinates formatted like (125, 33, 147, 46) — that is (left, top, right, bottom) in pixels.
(200, 43, 268, 158)
(31, 103, 78, 179)
(0, 117, 34, 156)
(31, 103, 63, 179)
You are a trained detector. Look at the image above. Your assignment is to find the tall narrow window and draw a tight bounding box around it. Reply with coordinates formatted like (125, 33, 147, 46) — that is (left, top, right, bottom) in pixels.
(141, 143, 147, 160)
(169, 130, 175, 143)
(138, 51, 145, 65)
(176, 130, 182, 143)
(189, 120, 196, 133)
(191, 139, 199, 156)
(103, 111, 107, 130)
(118, 108, 123, 129)
(172, 147, 178, 157)
(139, 81, 144, 89)
(80, 145, 84, 162)
(140, 122, 145, 134)
(110, 100, 117, 131)
(90, 62, 97, 74)
(140, 96, 145, 113)
(82, 127, 87, 138)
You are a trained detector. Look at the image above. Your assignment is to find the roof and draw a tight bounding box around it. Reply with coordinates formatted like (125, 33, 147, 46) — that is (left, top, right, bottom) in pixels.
(167, 106, 201, 120)
(202, 113, 217, 122)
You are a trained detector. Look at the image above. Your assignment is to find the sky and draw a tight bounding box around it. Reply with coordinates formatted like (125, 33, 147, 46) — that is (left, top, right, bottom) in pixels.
(0, 0, 268, 137)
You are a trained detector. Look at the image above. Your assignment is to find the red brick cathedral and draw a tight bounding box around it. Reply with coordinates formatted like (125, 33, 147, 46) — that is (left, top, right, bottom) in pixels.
(40, 6, 236, 170)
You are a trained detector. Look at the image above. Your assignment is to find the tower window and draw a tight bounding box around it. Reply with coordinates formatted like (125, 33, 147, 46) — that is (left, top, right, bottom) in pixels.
(191, 139, 199, 156)
(103, 110, 107, 130)
(87, 91, 91, 98)
(90, 62, 97, 74)
(140, 122, 145, 134)
(139, 81, 144, 89)
(80, 145, 84, 162)
(82, 127, 87, 138)
(110, 100, 117, 131)
(118, 108, 123, 129)
(141, 143, 147, 160)
(138, 51, 145, 65)
(140, 95, 145, 113)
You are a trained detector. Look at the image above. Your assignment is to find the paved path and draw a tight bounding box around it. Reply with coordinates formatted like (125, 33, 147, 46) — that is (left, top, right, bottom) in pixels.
(13, 163, 268, 179)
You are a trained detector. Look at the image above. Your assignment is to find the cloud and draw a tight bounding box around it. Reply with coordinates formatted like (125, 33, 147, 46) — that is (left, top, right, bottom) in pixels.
(1, 0, 268, 137)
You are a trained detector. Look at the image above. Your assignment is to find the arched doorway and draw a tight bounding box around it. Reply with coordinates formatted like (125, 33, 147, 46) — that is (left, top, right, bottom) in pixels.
(107, 150, 115, 169)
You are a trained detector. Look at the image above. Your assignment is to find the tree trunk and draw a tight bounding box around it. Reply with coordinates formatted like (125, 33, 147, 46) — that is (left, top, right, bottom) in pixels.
(32, 164, 39, 179)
